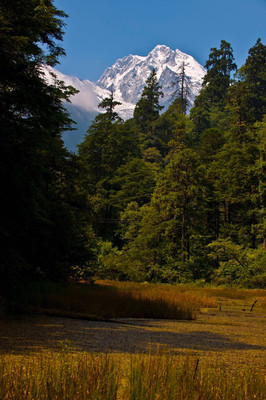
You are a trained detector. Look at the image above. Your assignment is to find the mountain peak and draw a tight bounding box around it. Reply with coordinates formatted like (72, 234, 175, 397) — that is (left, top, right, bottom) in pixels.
(150, 44, 171, 53)
(46, 45, 206, 150)
(97, 44, 205, 110)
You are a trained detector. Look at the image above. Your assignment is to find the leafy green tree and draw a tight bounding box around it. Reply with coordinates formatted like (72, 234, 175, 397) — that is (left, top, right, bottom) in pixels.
(119, 202, 169, 282)
(149, 114, 174, 159)
(168, 113, 194, 154)
(79, 95, 138, 185)
(197, 128, 226, 243)
(208, 239, 266, 287)
(116, 148, 210, 282)
(189, 91, 211, 139)
(249, 118, 266, 250)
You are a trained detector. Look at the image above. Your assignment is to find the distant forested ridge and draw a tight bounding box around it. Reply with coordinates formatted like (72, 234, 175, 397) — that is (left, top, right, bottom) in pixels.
(0, 1, 265, 291)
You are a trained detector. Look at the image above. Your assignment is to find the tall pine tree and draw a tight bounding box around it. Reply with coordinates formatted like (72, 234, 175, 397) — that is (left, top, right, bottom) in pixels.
(134, 68, 164, 149)
(0, 0, 94, 290)
(190, 40, 237, 139)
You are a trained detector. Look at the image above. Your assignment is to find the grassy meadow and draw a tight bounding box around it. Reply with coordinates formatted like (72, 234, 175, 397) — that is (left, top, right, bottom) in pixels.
(1, 281, 266, 399)
(0, 349, 265, 400)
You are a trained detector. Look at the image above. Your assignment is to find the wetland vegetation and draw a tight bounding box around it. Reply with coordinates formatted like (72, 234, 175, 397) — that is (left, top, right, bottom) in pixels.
(1, 282, 265, 399)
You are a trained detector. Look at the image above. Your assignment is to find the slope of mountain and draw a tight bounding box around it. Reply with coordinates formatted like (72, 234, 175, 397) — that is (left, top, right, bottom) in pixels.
(97, 45, 206, 111)
(44, 45, 206, 151)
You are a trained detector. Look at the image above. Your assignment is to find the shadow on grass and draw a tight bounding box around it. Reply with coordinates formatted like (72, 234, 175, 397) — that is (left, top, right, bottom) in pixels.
(0, 314, 265, 355)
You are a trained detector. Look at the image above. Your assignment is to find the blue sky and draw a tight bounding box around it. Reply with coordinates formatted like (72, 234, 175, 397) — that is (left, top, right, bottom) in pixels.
(54, 0, 266, 82)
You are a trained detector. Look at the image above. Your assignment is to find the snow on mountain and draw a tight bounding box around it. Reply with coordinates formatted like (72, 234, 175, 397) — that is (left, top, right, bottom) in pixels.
(97, 45, 206, 113)
(43, 66, 136, 120)
(43, 66, 110, 113)
(42, 66, 135, 149)
(43, 45, 206, 150)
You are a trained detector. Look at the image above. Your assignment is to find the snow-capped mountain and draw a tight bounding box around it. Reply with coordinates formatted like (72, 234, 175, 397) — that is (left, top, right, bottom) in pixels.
(97, 45, 205, 113)
(44, 45, 206, 150)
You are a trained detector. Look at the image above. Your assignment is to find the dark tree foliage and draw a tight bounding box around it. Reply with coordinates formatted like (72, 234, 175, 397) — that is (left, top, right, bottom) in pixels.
(110, 158, 156, 210)
(134, 68, 164, 143)
(172, 62, 190, 115)
(203, 40, 237, 101)
(79, 95, 139, 243)
(0, 0, 94, 291)
(190, 40, 237, 139)
(79, 95, 139, 186)
(233, 38, 266, 124)
(98, 92, 122, 122)
(91, 39, 265, 287)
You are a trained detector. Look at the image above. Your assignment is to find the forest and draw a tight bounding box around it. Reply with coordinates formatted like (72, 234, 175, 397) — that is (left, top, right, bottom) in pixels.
(0, 0, 265, 295)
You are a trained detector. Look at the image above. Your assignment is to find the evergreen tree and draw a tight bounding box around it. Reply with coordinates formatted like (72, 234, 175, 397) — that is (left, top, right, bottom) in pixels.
(134, 68, 164, 148)
(119, 202, 169, 282)
(98, 92, 122, 122)
(79, 95, 138, 186)
(0, 0, 93, 289)
(148, 100, 186, 160)
(110, 158, 156, 210)
(116, 149, 209, 282)
(232, 38, 266, 124)
(203, 40, 237, 104)
(79, 96, 139, 242)
(152, 148, 207, 265)
(190, 40, 237, 139)
(172, 62, 190, 115)
(210, 122, 264, 249)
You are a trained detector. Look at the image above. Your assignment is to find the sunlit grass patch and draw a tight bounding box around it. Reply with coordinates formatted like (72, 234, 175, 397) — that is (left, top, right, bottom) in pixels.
(97, 280, 218, 309)
(129, 349, 266, 400)
(194, 286, 266, 300)
(9, 281, 203, 320)
(8, 280, 266, 321)
(0, 349, 265, 400)
(0, 351, 119, 400)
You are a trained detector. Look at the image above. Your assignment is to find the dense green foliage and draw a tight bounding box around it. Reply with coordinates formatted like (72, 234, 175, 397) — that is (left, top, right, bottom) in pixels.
(1, 1, 265, 290)
(0, 1, 96, 292)
(79, 40, 265, 287)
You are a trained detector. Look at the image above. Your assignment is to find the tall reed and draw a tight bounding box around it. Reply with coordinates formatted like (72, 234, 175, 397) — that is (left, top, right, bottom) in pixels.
(0, 351, 119, 400)
(9, 281, 216, 320)
(0, 349, 265, 400)
(129, 348, 265, 400)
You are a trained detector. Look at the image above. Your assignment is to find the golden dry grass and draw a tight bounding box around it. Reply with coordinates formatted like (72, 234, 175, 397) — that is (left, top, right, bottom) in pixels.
(2, 282, 265, 399)
(0, 349, 265, 400)
(8, 280, 221, 321)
